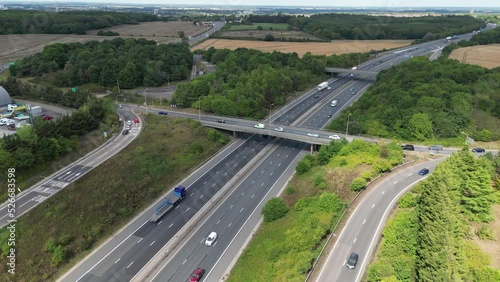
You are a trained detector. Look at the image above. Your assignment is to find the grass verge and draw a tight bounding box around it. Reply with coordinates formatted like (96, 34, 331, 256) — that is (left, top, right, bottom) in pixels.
(228, 140, 404, 282)
(0, 114, 228, 281)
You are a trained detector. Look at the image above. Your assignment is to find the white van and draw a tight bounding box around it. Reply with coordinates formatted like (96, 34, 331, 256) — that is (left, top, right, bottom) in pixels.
(254, 123, 265, 129)
(331, 100, 337, 107)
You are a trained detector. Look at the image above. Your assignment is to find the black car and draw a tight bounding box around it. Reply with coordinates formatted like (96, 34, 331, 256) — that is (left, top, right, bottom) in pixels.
(122, 129, 129, 135)
(217, 119, 225, 123)
(158, 111, 168, 115)
(326, 113, 332, 118)
(346, 252, 359, 269)
(402, 144, 415, 151)
(472, 148, 485, 153)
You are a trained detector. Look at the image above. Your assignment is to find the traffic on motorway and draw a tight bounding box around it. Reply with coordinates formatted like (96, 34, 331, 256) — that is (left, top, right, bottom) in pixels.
(60, 32, 497, 282)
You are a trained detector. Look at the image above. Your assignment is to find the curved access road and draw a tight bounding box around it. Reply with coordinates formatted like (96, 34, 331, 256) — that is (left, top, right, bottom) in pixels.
(314, 157, 446, 282)
(0, 109, 141, 228)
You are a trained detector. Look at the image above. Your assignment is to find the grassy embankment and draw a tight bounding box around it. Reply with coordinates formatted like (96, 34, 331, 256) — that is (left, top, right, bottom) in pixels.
(0, 114, 228, 281)
(228, 140, 405, 282)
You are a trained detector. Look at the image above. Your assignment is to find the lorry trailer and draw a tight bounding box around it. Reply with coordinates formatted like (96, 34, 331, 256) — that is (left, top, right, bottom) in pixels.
(149, 186, 186, 222)
(317, 82, 329, 91)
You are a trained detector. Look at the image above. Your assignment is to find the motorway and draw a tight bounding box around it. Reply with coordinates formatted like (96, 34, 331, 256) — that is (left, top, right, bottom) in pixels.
(0, 109, 141, 228)
(135, 38, 464, 282)
(314, 158, 446, 282)
(61, 33, 494, 282)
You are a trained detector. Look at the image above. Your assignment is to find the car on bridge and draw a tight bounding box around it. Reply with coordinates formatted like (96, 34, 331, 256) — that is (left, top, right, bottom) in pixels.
(418, 168, 430, 175)
(329, 135, 341, 140)
(217, 119, 225, 123)
(307, 133, 319, 138)
(274, 127, 284, 132)
(158, 111, 168, 115)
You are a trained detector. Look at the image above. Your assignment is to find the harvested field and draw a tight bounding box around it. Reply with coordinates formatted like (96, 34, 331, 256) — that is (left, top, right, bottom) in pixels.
(217, 30, 320, 40)
(192, 39, 413, 57)
(0, 22, 205, 65)
(87, 21, 211, 37)
(449, 44, 500, 69)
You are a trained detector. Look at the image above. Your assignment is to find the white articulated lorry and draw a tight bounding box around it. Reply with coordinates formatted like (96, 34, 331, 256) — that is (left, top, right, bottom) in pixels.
(317, 82, 329, 91)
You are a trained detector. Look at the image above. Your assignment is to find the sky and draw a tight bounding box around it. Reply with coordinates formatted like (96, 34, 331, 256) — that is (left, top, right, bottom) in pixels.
(4, 0, 500, 8)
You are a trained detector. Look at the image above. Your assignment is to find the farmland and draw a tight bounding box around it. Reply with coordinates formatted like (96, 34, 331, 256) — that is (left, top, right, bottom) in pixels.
(192, 39, 412, 57)
(449, 44, 500, 69)
(0, 21, 208, 65)
(227, 23, 290, 30)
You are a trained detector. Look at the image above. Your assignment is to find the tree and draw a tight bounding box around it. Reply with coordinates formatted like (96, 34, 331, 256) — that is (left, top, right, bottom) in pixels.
(178, 30, 185, 38)
(408, 113, 433, 141)
(262, 197, 289, 223)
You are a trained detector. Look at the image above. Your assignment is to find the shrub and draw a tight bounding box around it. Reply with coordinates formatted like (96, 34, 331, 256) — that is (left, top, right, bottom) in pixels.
(351, 177, 367, 192)
(51, 246, 67, 265)
(262, 198, 289, 223)
(476, 225, 496, 240)
(398, 193, 417, 208)
(296, 158, 311, 175)
(286, 186, 296, 195)
(45, 238, 57, 253)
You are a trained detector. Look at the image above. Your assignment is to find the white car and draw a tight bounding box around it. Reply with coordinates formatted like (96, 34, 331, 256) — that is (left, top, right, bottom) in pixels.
(205, 232, 218, 246)
(126, 125, 131, 130)
(307, 133, 319, 138)
(254, 123, 265, 129)
(274, 127, 284, 132)
(329, 135, 341, 140)
(127, 120, 133, 126)
(6, 119, 14, 125)
(0, 118, 8, 126)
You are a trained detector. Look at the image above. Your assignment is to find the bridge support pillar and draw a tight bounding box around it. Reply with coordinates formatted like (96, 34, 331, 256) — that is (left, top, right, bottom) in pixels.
(233, 131, 237, 138)
(310, 144, 314, 154)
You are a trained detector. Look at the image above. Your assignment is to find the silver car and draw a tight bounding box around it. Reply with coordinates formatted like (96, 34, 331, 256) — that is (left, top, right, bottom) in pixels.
(307, 133, 319, 138)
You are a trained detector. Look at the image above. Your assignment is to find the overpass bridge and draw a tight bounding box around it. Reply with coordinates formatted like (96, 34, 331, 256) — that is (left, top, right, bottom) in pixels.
(325, 67, 378, 76)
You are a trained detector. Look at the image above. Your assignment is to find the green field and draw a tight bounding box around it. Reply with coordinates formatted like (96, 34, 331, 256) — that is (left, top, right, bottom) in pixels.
(228, 23, 290, 31)
(0, 115, 228, 281)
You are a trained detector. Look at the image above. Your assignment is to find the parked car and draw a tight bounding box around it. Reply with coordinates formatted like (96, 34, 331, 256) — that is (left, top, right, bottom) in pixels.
(189, 268, 205, 282)
(418, 168, 430, 175)
(402, 144, 415, 151)
(118, 104, 123, 108)
(158, 111, 168, 115)
(217, 119, 225, 123)
(329, 135, 341, 140)
(428, 145, 443, 151)
(0, 118, 8, 126)
(205, 232, 218, 246)
(307, 133, 319, 138)
(274, 127, 284, 132)
(472, 148, 485, 153)
(346, 252, 359, 269)
(42, 115, 53, 121)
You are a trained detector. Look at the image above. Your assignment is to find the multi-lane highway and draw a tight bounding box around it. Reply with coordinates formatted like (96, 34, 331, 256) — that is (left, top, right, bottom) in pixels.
(0, 109, 141, 227)
(61, 33, 492, 282)
(314, 158, 446, 282)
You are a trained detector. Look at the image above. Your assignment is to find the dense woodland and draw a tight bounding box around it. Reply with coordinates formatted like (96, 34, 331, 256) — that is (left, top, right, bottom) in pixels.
(329, 57, 500, 142)
(0, 10, 158, 35)
(287, 14, 484, 41)
(9, 38, 193, 89)
(174, 48, 369, 119)
(368, 150, 500, 281)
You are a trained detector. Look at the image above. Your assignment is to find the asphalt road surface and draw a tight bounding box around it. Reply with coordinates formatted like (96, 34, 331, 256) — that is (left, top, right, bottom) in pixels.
(314, 158, 446, 282)
(0, 109, 141, 228)
(62, 32, 493, 282)
(64, 134, 271, 282)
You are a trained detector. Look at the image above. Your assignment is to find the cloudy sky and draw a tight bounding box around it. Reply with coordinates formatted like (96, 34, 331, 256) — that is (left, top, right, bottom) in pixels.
(5, 0, 500, 7)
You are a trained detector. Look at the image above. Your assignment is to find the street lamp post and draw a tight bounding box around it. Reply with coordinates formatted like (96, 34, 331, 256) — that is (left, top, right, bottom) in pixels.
(144, 88, 148, 110)
(346, 113, 352, 139)
(198, 99, 201, 122)
(268, 103, 274, 136)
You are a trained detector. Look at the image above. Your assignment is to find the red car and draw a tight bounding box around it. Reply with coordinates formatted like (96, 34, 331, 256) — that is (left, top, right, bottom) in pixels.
(189, 268, 205, 282)
(42, 115, 54, 121)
